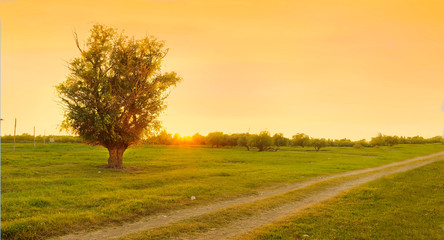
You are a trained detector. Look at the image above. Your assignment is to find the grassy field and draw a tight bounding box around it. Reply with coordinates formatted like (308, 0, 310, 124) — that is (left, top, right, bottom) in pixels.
(237, 160, 444, 240)
(1, 143, 443, 239)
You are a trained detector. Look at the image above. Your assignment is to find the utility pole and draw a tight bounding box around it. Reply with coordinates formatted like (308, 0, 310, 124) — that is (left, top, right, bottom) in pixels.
(44, 130, 46, 144)
(13, 118, 16, 152)
(34, 126, 36, 149)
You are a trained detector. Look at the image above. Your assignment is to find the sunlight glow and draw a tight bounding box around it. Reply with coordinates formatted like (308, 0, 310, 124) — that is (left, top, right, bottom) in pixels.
(1, 0, 444, 140)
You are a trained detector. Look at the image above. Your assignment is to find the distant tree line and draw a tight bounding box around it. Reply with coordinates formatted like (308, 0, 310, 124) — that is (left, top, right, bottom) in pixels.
(3, 132, 442, 151)
(1, 134, 82, 143)
(146, 131, 444, 152)
(369, 133, 443, 146)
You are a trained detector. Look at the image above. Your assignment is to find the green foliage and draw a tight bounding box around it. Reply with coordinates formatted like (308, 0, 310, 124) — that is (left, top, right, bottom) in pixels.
(56, 24, 180, 149)
(250, 131, 273, 152)
(398, 135, 443, 144)
(224, 134, 239, 147)
(353, 143, 362, 149)
(355, 139, 371, 147)
(311, 138, 327, 151)
(272, 133, 288, 148)
(333, 138, 354, 147)
(237, 133, 251, 151)
(291, 133, 309, 148)
(370, 133, 399, 147)
(192, 133, 206, 145)
(147, 130, 172, 145)
(206, 132, 225, 148)
(1, 134, 82, 143)
(133, 129, 444, 151)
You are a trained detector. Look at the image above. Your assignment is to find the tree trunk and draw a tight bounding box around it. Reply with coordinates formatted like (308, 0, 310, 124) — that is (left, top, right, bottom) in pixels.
(107, 146, 126, 168)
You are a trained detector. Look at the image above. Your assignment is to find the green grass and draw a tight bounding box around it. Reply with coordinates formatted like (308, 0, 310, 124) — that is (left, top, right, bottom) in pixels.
(237, 160, 444, 240)
(1, 143, 443, 239)
(116, 156, 439, 240)
(115, 162, 383, 240)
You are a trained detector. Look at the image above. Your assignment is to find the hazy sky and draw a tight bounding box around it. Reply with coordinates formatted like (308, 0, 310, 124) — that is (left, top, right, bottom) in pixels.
(1, 0, 444, 140)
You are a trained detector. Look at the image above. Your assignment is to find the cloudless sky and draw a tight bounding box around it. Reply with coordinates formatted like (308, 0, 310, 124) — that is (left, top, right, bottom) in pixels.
(1, 0, 444, 140)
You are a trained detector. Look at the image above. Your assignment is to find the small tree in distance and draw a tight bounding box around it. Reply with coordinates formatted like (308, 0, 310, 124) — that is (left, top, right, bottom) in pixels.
(272, 133, 288, 149)
(57, 24, 181, 168)
(370, 133, 399, 147)
(251, 131, 273, 152)
(206, 132, 224, 148)
(192, 133, 206, 145)
(172, 133, 182, 145)
(152, 130, 173, 145)
(311, 138, 327, 151)
(237, 133, 251, 151)
(292, 133, 310, 148)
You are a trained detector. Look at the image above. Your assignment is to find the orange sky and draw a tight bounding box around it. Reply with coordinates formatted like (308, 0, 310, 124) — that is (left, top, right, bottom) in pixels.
(1, 0, 444, 140)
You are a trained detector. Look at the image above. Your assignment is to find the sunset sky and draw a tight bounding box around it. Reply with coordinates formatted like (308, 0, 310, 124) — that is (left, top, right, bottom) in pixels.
(1, 0, 444, 140)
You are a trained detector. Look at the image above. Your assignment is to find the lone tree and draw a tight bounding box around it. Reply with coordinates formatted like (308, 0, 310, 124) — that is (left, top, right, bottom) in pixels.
(251, 131, 273, 152)
(237, 133, 251, 151)
(272, 133, 288, 149)
(311, 138, 327, 151)
(291, 133, 309, 148)
(206, 132, 224, 148)
(57, 24, 181, 168)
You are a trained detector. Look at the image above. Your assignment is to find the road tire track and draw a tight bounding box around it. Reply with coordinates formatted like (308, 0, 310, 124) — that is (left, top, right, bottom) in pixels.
(53, 151, 444, 240)
(193, 154, 443, 240)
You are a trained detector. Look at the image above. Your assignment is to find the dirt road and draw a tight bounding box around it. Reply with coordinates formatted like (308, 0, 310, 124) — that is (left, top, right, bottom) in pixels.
(54, 151, 444, 240)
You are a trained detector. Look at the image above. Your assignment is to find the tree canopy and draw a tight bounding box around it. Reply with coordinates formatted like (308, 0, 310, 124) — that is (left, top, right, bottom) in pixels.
(291, 133, 310, 148)
(57, 24, 181, 168)
(272, 133, 288, 148)
(250, 131, 273, 152)
(311, 138, 327, 151)
(206, 132, 225, 148)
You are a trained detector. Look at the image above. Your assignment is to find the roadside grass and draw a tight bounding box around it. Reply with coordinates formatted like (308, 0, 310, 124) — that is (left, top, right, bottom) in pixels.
(237, 160, 444, 240)
(1, 143, 443, 239)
